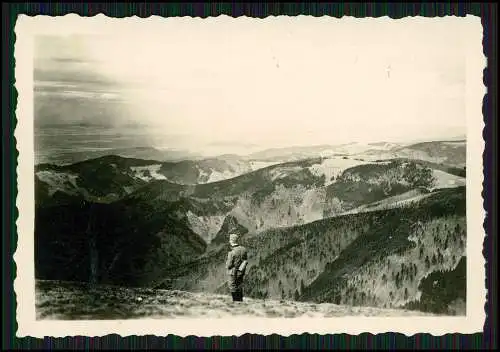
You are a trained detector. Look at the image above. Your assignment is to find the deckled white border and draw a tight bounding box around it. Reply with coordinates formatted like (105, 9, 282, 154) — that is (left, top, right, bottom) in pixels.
(14, 14, 487, 337)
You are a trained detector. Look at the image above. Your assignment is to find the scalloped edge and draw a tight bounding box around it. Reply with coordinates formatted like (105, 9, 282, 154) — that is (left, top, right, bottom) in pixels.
(12, 13, 487, 339)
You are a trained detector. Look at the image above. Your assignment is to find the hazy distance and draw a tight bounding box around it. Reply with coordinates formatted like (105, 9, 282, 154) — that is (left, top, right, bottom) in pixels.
(34, 17, 468, 156)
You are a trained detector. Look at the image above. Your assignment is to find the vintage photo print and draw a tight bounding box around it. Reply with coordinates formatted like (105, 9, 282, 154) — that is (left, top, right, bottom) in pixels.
(14, 14, 486, 337)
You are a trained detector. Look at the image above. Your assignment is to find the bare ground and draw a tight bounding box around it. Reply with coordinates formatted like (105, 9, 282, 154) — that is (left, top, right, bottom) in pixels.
(36, 280, 436, 320)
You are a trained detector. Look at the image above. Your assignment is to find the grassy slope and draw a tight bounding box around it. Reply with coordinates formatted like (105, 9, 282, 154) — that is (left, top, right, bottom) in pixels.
(35, 280, 435, 320)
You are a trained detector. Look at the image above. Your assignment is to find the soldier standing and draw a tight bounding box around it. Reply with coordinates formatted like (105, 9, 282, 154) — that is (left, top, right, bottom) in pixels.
(226, 233, 248, 302)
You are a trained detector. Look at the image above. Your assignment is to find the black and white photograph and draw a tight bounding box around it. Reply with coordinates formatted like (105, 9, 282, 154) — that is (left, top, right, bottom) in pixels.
(14, 15, 486, 337)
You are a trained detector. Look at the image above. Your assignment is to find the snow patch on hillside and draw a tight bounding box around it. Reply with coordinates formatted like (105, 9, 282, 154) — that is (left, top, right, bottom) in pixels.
(367, 142, 402, 151)
(197, 161, 263, 184)
(206, 170, 241, 183)
(130, 164, 167, 181)
(431, 170, 466, 189)
(249, 161, 280, 171)
(334, 142, 373, 155)
(196, 167, 211, 183)
(394, 149, 448, 164)
(36, 170, 79, 196)
(442, 141, 465, 148)
(308, 157, 369, 185)
(334, 142, 400, 155)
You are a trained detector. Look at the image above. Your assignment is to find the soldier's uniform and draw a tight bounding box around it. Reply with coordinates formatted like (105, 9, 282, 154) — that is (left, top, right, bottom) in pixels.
(226, 234, 248, 302)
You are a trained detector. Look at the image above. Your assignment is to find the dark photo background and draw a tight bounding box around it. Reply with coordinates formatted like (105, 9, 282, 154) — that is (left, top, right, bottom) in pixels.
(3, 3, 497, 351)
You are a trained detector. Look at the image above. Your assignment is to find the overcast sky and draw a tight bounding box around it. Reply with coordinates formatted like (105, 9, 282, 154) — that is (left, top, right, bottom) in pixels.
(34, 17, 472, 149)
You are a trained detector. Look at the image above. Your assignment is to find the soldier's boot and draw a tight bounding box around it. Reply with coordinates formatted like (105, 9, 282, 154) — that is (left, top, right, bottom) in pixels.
(235, 291, 243, 302)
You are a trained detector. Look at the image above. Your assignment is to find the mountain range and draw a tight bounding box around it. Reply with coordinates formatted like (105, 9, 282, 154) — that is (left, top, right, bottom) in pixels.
(35, 138, 467, 315)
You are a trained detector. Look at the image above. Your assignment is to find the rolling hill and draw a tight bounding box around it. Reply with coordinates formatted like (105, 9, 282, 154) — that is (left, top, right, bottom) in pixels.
(35, 154, 278, 205)
(245, 144, 350, 161)
(393, 140, 466, 168)
(35, 138, 465, 206)
(36, 153, 466, 246)
(358, 140, 467, 168)
(124, 157, 448, 243)
(35, 145, 204, 166)
(240, 140, 466, 168)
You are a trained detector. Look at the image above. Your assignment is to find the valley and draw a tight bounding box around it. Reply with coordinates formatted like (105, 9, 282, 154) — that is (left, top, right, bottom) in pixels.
(34, 138, 467, 316)
(157, 186, 466, 316)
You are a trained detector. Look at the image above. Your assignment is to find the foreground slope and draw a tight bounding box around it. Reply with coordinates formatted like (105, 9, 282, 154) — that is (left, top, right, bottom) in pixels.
(36, 280, 435, 320)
